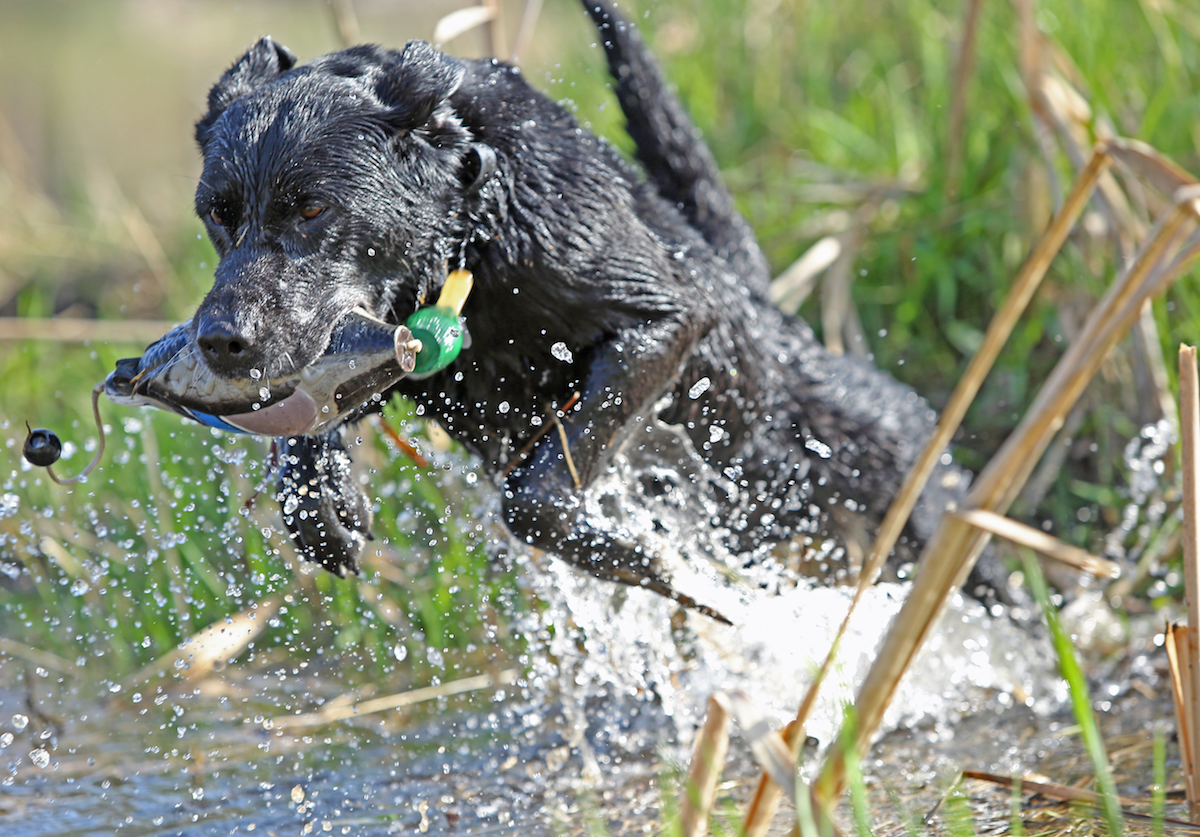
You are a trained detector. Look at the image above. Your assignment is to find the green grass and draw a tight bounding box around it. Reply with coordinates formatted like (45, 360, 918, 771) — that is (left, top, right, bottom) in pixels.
(1022, 550, 1124, 836)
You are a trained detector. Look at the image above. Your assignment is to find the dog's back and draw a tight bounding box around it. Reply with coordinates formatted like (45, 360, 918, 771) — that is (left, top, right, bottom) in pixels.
(578, 1, 970, 573)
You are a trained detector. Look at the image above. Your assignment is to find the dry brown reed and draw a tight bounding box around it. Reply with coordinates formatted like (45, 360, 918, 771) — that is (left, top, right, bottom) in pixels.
(1167, 345, 1200, 822)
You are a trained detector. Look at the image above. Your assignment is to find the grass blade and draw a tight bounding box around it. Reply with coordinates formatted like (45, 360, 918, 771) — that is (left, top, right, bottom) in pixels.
(1021, 550, 1125, 837)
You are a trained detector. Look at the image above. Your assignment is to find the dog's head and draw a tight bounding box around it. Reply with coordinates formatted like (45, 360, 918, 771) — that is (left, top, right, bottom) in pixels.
(191, 38, 493, 379)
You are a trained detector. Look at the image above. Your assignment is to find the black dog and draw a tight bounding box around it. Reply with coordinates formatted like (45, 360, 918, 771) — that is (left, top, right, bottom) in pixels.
(189, 1, 969, 613)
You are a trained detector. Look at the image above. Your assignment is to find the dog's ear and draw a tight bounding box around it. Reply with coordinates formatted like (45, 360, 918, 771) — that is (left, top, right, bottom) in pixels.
(374, 40, 465, 133)
(195, 37, 297, 147)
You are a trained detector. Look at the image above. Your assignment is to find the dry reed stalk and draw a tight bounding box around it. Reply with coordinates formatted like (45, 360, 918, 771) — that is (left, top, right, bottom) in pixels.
(944, 0, 985, 200)
(124, 598, 281, 687)
(963, 770, 1144, 808)
(820, 217, 868, 357)
(1016, 5, 1184, 427)
(859, 147, 1113, 607)
(770, 236, 842, 312)
(741, 145, 1113, 837)
(328, 0, 360, 47)
(433, 6, 498, 47)
(510, 0, 545, 63)
(1014, 0, 1142, 253)
(1179, 343, 1200, 821)
(727, 691, 800, 804)
(951, 508, 1120, 578)
(741, 666, 826, 834)
(0, 638, 77, 674)
(482, 0, 506, 58)
(811, 180, 1200, 817)
(1167, 623, 1198, 814)
(271, 669, 518, 730)
(679, 692, 733, 837)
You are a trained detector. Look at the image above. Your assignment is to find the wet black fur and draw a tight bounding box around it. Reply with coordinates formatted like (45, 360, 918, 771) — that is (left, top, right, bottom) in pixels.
(191, 1, 974, 606)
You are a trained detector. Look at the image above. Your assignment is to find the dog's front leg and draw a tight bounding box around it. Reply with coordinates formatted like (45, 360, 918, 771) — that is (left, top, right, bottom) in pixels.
(276, 429, 373, 576)
(500, 306, 719, 610)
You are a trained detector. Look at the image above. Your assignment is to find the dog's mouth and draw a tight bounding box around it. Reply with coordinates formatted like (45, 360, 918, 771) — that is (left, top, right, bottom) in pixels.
(104, 269, 471, 437)
(105, 309, 419, 437)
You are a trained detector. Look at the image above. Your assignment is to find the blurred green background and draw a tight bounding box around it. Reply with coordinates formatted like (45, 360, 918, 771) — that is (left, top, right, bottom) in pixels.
(2, 0, 1199, 686)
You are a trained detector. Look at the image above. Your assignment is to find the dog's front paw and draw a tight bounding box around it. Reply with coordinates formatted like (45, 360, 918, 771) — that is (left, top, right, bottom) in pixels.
(276, 430, 373, 576)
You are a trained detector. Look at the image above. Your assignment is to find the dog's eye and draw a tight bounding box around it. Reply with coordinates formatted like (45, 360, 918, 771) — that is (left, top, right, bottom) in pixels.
(300, 205, 325, 221)
(209, 208, 224, 226)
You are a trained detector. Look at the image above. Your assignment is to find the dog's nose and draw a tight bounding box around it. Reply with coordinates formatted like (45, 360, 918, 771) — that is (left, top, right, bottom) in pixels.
(197, 319, 255, 371)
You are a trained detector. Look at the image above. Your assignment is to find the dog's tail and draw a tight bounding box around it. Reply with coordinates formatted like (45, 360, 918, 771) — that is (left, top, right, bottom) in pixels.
(583, 0, 770, 289)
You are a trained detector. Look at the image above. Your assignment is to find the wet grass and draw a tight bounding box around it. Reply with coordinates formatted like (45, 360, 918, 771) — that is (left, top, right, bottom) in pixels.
(2, 352, 514, 686)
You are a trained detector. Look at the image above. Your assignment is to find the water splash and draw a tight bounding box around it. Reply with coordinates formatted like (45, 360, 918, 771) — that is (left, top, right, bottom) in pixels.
(512, 420, 1063, 752)
(1105, 418, 1176, 571)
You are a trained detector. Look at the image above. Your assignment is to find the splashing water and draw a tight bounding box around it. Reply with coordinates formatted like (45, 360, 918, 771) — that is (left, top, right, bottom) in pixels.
(510, 420, 1064, 754)
(1105, 418, 1175, 571)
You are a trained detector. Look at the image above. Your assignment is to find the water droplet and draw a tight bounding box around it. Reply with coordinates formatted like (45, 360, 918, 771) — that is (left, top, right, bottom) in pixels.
(11, 714, 28, 732)
(551, 342, 573, 363)
(688, 377, 711, 399)
(250, 368, 263, 380)
(212, 446, 248, 466)
(69, 579, 89, 597)
(393, 642, 408, 662)
(0, 493, 19, 520)
(191, 786, 205, 801)
(804, 437, 833, 459)
(29, 748, 49, 769)
(292, 785, 306, 804)
(259, 387, 271, 401)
